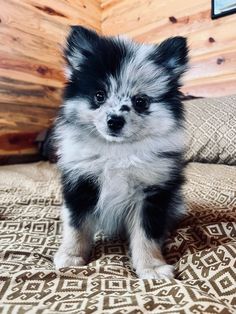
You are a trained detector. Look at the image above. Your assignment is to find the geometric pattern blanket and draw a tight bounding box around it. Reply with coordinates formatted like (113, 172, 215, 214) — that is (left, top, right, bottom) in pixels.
(0, 162, 235, 313)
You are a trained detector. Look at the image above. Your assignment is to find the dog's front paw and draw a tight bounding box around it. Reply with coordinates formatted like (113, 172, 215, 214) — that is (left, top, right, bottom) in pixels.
(54, 250, 86, 269)
(137, 264, 174, 279)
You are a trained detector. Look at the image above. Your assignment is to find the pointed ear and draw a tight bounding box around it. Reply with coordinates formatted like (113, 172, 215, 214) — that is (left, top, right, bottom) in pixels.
(64, 25, 100, 76)
(154, 36, 189, 77)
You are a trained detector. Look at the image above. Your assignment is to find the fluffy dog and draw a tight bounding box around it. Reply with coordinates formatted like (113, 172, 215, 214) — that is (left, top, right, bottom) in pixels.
(53, 26, 188, 279)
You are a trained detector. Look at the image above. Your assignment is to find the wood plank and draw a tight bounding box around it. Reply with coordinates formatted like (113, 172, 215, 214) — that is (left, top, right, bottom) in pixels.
(10, 0, 100, 31)
(0, 53, 65, 87)
(0, 25, 65, 65)
(185, 51, 236, 81)
(0, 103, 58, 134)
(0, 78, 62, 108)
(102, 0, 209, 34)
(182, 77, 236, 97)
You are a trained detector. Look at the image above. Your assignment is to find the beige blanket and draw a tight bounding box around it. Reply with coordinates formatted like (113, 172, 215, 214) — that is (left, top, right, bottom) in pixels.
(0, 162, 235, 313)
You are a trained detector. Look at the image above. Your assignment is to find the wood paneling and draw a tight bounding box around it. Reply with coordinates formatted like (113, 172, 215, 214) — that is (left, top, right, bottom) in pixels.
(0, 0, 101, 163)
(102, 0, 236, 98)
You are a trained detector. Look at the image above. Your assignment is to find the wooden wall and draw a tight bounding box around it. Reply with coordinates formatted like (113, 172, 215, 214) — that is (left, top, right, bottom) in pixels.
(0, 0, 101, 163)
(102, 0, 236, 98)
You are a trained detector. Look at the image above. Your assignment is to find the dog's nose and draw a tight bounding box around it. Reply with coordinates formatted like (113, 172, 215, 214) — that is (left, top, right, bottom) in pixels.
(107, 115, 125, 132)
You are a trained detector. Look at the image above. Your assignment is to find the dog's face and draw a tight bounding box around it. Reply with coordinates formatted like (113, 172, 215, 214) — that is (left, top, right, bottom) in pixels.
(63, 26, 188, 143)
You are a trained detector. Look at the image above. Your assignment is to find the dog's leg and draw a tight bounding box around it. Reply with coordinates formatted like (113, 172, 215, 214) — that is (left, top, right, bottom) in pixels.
(130, 222, 174, 279)
(54, 175, 99, 269)
(54, 205, 94, 268)
(130, 186, 184, 279)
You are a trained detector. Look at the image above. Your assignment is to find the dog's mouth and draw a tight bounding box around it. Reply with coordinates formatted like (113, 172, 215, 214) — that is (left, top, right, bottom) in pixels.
(94, 123, 126, 142)
(97, 129, 125, 142)
(108, 131, 119, 137)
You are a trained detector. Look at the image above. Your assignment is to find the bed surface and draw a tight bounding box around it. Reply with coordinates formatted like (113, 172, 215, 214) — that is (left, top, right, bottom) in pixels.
(0, 161, 235, 313)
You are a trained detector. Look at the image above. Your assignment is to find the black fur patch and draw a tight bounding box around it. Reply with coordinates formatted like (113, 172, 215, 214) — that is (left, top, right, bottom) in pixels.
(158, 91, 185, 125)
(157, 150, 184, 161)
(142, 172, 185, 241)
(149, 36, 188, 124)
(62, 173, 99, 228)
(120, 105, 130, 112)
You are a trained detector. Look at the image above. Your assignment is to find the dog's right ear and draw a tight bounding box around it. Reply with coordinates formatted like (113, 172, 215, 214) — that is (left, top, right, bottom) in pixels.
(64, 25, 100, 78)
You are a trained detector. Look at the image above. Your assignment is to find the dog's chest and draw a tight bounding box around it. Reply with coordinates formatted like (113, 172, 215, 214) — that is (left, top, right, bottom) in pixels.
(91, 153, 144, 233)
(84, 149, 166, 205)
(83, 149, 156, 186)
(85, 151, 142, 191)
(63, 140, 172, 233)
(76, 143, 171, 195)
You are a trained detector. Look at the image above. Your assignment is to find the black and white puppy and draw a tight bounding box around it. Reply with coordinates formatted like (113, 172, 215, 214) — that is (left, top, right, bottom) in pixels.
(54, 26, 188, 279)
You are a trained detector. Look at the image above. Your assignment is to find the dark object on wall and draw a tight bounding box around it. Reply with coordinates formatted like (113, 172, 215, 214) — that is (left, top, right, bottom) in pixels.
(211, 0, 236, 19)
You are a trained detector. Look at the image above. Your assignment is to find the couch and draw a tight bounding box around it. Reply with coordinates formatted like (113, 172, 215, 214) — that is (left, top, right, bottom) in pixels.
(0, 95, 235, 313)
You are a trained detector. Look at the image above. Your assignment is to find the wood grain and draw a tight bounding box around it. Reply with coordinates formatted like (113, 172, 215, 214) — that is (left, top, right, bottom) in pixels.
(0, 0, 101, 163)
(102, 0, 236, 98)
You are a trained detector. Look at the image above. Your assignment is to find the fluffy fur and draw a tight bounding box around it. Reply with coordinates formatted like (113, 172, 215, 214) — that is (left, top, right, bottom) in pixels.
(53, 26, 188, 279)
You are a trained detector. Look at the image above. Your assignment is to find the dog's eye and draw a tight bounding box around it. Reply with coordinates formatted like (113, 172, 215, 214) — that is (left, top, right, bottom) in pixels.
(94, 90, 106, 105)
(132, 95, 150, 113)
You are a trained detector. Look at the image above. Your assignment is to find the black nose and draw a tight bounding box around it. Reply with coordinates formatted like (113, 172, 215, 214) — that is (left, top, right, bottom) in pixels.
(107, 115, 125, 132)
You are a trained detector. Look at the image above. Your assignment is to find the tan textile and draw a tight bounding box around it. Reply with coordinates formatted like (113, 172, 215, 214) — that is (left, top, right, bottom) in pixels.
(184, 94, 236, 165)
(0, 162, 235, 313)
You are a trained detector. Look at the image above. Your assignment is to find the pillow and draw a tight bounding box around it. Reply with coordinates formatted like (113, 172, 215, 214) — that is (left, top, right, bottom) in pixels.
(184, 95, 236, 165)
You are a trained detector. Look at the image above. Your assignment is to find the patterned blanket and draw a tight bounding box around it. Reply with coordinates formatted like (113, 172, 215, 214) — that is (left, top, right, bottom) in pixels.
(0, 162, 235, 313)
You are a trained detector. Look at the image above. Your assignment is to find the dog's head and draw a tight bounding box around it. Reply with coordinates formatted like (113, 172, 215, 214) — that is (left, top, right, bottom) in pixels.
(62, 26, 188, 143)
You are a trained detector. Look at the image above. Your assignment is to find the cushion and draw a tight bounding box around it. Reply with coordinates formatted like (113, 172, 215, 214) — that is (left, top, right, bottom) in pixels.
(0, 161, 235, 313)
(184, 94, 236, 165)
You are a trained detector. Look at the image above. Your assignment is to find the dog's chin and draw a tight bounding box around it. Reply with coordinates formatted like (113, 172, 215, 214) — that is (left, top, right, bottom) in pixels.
(103, 133, 126, 143)
(97, 129, 126, 143)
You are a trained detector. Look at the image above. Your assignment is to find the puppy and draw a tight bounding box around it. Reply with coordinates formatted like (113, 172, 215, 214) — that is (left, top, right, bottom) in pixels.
(53, 26, 188, 279)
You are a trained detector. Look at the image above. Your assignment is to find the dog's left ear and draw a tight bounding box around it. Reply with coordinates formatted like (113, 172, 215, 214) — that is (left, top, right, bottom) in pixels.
(153, 36, 189, 78)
